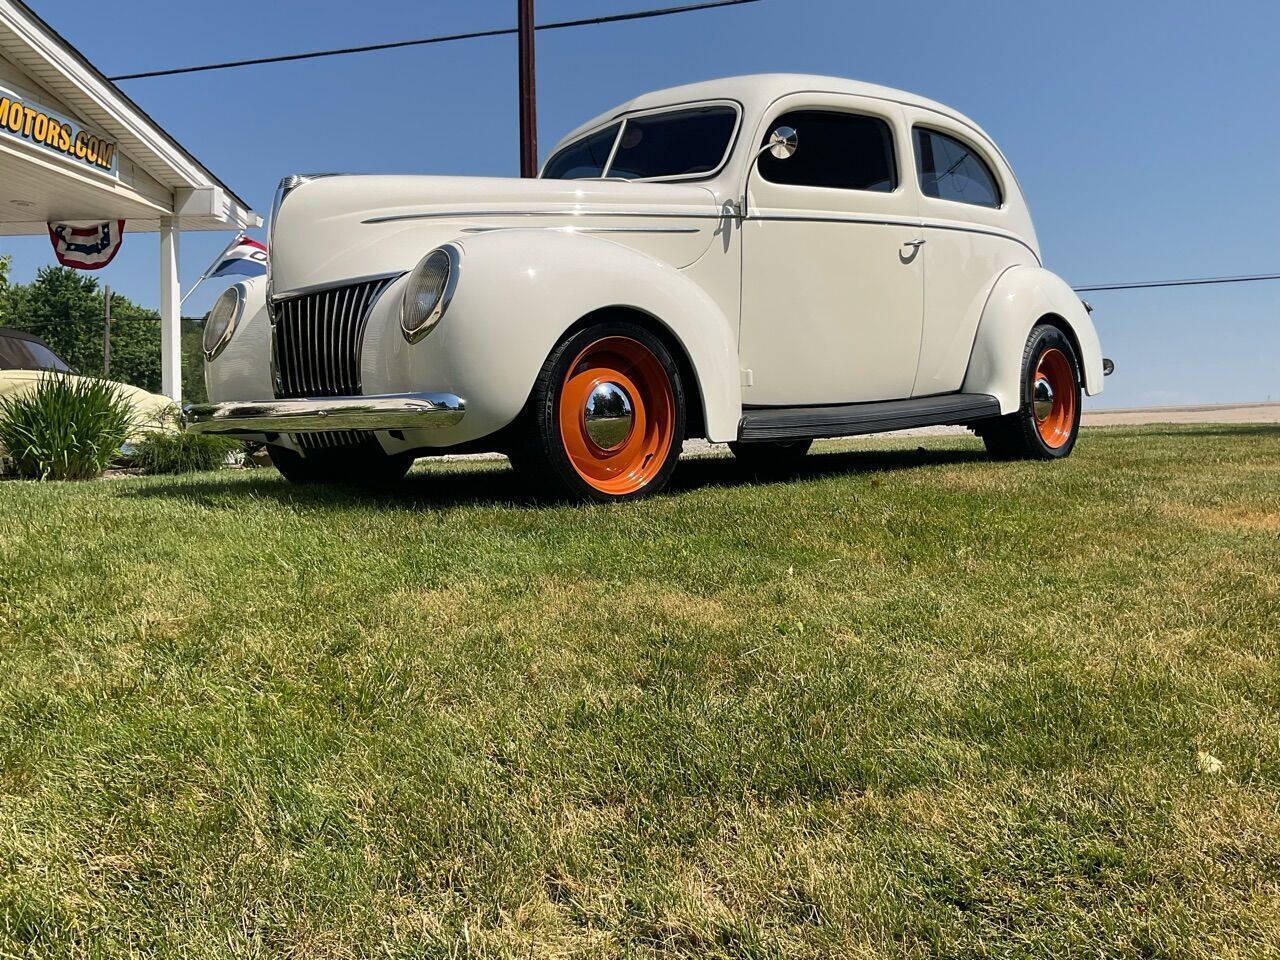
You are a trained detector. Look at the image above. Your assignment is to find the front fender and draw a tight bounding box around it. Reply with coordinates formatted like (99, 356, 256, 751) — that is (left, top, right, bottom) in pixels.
(204, 276, 273, 405)
(962, 265, 1104, 414)
(362, 229, 742, 446)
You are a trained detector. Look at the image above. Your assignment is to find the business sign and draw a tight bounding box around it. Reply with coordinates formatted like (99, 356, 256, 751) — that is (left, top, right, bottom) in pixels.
(0, 87, 118, 176)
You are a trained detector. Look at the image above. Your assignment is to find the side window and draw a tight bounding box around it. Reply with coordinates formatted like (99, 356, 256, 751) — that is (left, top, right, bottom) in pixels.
(914, 128, 1002, 208)
(542, 123, 620, 180)
(758, 110, 897, 192)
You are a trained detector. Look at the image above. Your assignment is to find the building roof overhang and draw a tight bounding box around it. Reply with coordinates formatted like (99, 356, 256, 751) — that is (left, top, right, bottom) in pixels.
(0, 0, 259, 235)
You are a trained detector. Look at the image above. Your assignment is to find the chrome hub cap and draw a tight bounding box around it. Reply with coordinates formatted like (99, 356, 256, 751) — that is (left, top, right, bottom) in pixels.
(1033, 376, 1055, 421)
(583, 381, 634, 450)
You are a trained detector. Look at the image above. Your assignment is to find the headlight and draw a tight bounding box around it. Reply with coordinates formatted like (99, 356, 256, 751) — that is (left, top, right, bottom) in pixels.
(401, 243, 460, 343)
(202, 284, 245, 361)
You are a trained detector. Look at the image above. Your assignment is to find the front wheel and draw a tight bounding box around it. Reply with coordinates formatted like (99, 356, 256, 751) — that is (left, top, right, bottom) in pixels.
(978, 323, 1082, 460)
(511, 322, 686, 502)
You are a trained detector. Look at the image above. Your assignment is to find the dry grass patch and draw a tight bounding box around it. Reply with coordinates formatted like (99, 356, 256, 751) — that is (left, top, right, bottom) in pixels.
(1167, 504, 1280, 534)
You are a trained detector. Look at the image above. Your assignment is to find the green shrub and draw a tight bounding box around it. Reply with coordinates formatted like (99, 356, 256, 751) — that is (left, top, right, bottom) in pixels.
(129, 412, 242, 474)
(0, 373, 135, 480)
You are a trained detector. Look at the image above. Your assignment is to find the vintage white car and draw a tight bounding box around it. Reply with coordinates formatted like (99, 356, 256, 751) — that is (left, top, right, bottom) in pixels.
(187, 74, 1108, 501)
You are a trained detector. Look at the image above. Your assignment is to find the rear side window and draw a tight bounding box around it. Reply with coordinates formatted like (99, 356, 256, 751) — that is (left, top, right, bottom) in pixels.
(541, 123, 620, 180)
(758, 110, 897, 192)
(914, 128, 1002, 208)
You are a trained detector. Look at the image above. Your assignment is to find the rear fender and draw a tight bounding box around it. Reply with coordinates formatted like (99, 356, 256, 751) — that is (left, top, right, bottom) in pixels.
(962, 265, 1104, 414)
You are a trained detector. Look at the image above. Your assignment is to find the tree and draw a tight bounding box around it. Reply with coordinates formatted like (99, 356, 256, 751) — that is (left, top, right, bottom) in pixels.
(181, 318, 208, 405)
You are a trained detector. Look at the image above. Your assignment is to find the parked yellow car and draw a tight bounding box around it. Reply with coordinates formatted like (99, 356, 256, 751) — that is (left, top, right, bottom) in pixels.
(0, 327, 174, 435)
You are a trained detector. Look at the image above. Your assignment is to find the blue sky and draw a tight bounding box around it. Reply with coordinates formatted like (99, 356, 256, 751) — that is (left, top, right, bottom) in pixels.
(7, 0, 1279, 407)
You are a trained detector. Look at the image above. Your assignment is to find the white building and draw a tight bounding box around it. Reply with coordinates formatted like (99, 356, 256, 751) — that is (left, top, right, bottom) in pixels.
(0, 0, 259, 400)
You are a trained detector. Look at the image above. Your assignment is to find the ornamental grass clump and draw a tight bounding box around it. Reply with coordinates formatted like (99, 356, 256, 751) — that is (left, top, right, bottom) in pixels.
(0, 373, 135, 480)
(130, 409, 242, 474)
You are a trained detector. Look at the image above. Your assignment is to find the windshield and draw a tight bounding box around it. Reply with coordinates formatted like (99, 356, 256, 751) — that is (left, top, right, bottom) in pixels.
(543, 104, 739, 182)
(541, 123, 620, 180)
(0, 334, 70, 372)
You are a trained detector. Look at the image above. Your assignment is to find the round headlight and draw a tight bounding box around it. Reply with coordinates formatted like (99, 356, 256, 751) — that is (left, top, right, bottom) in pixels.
(203, 284, 245, 361)
(401, 244, 460, 343)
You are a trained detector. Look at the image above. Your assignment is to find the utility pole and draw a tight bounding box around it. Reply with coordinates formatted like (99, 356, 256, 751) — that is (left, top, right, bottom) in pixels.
(102, 285, 112, 376)
(517, 0, 538, 177)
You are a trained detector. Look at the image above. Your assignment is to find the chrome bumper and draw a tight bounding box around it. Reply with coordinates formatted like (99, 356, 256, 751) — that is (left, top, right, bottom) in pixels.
(183, 392, 464, 436)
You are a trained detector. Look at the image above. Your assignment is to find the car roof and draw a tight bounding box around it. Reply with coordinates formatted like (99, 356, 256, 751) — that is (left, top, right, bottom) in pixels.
(550, 73, 998, 158)
(0, 327, 57, 350)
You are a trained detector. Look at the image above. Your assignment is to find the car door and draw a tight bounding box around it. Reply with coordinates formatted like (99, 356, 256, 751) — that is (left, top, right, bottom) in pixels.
(903, 108, 1040, 397)
(739, 94, 923, 406)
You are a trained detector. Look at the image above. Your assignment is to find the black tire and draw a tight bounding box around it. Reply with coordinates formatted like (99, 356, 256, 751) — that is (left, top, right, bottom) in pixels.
(977, 323, 1082, 461)
(268, 441, 415, 486)
(728, 439, 812, 478)
(510, 320, 687, 503)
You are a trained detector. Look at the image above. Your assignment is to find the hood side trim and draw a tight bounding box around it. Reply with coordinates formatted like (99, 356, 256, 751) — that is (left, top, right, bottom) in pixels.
(460, 225, 702, 235)
(363, 209, 729, 225)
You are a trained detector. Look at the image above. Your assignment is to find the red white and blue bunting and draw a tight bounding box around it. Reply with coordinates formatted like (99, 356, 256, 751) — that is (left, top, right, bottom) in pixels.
(47, 220, 126, 270)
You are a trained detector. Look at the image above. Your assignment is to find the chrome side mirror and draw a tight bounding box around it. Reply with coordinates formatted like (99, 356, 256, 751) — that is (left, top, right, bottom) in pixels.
(760, 125, 798, 161)
(741, 126, 800, 220)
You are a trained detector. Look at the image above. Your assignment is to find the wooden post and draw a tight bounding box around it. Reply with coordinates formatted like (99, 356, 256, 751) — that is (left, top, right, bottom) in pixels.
(102, 285, 112, 375)
(518, 0, 537, 178)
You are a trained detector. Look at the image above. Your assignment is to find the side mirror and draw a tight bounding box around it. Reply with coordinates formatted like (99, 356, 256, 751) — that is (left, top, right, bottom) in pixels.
(761, 126, 798, 161)
(741, 126, 799, 219)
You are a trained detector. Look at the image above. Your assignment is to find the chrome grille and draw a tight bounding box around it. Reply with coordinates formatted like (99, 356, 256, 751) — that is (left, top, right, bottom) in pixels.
(272, 277, 395, 399)
(296, 429, 374, 452)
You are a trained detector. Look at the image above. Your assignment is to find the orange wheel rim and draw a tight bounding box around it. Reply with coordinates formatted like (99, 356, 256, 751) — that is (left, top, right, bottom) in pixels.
(1032, 347, 1077, 448)
(559, 336, 675, 495)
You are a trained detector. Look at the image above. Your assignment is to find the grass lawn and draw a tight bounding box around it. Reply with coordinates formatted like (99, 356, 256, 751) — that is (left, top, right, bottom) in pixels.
(1, 425, 1277, 958)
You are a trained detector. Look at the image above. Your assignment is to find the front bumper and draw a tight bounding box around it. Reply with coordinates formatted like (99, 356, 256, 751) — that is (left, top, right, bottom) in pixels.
(183, 392, 465, 436)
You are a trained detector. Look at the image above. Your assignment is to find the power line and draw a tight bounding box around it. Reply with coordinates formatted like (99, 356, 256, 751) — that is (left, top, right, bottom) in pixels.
(107, 0, 763, 82)
(1074, 273, 1280, 293)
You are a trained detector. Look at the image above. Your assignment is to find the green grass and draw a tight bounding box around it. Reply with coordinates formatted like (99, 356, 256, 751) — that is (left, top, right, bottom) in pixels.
(1, 425, 1277, 958)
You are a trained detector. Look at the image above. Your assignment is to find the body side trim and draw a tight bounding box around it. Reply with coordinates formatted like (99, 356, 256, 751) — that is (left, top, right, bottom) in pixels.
(747, 214, 1040, 264)
(364, 210, 1038, 261)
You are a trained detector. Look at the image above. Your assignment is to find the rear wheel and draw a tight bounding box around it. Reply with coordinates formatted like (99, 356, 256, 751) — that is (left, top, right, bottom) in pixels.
(979, 324, 1082, 460)
(268, 441, 415, 485)
(511, 321, 686, 502)
(728, 439, 812, 478)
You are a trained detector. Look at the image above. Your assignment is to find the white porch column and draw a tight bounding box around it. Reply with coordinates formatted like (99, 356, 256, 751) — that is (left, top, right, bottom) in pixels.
(159, 216, 181, 401)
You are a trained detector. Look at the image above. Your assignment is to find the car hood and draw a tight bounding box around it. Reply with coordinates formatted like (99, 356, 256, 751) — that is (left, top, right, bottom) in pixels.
(269, 175, 727, 295)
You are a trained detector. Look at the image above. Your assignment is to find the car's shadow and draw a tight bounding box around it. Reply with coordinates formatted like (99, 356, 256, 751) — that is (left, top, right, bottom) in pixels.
(122, 445, 989, 512)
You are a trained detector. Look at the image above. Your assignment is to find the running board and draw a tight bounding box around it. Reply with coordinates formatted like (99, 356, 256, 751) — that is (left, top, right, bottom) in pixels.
(737, 393, 1002, 443)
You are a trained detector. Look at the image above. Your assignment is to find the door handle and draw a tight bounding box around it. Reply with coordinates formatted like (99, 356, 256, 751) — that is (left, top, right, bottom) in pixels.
(903, 238, 927, 248)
